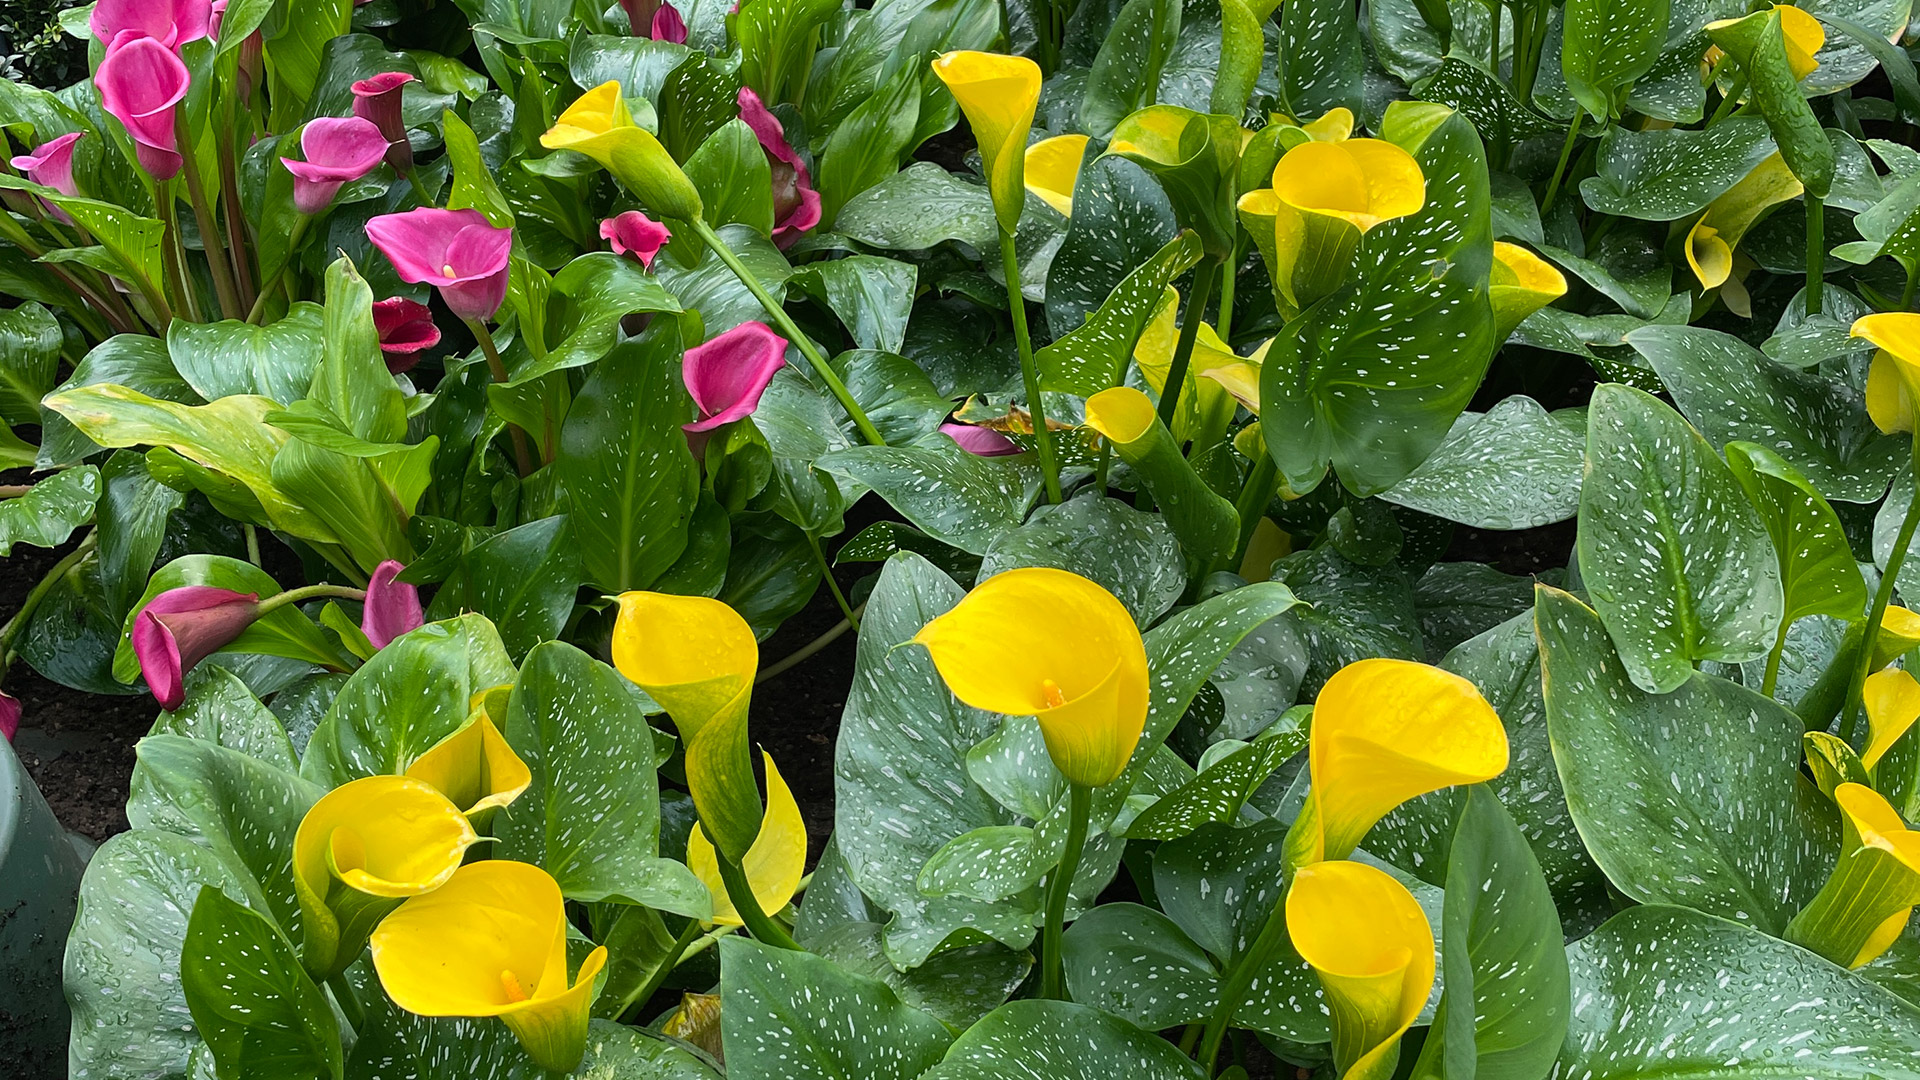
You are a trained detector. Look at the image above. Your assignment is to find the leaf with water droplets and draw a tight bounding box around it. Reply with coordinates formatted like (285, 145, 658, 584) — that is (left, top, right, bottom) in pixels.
(181, 885, 342, 1080)
(918, 999, 1208, 1080)
(1579, 117, 1776, 220)
(718, 937, 953, 1080)
(1380, 396, 1586, 530)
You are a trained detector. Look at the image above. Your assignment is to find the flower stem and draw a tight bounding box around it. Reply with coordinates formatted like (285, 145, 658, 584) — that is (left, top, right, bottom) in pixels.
(1158, 255, 1223, 433)
(247, 215, 311, 324)
(0, 531, 95, 672)
(1540, 111, 1584, 215)
(254, 582, 368, 617)
(1845, 432, 1920, 742)
(1196, 891, 1289, 1074)
(1040, 782, 1093, 1000)
(757, 607, 862, 685)
(1805, 195, 1825, 316)
(1231, 452, 1279, 567)
(808, 536, 860, 631)
(1708, 73, 1749, 126)
(712, 836, 802, 950)
(998, 227, 1063, 504)
(1762, 616, 1792, 698)
(154, 177, 203, 323)
(462, 317, 540, 477)
(612, 917, 704, 1024)
(326, 972, 365, 1035)
(686, 217, 885, 447)
(176, 105, 244, 320)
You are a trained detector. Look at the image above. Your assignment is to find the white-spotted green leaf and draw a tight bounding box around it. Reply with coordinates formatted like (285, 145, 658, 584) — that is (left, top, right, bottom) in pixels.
(1578, 116, 1776, 220)
(1379, 396, 1585, 530)
(979, 492, 1186, 626)
(918, 999, 1207, 1080)
(807, 921, 1030, 1029)
(181, 885, 343, 1080)
(165, 305, 326, 404)
(1273, 547, 1424, 695)
(153, 663, 299, 771)
(1036, 230, 1203, 397)
(718, 937, 953, 1080)
(1561, 0, 1669, 119)
(1061, 903, 1225, 1029)
(1125, 724, 1308, 841)
(0, 464, 99, 556)
(1726, 440, 1868, 624)
(819, 437, 1040, 556)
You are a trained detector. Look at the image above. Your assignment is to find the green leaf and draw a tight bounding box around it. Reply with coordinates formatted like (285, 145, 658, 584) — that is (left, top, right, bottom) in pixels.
(1823, 13, 1920, 123)
(0, 465, 99, 555)
(1060, 902, 1228, 1029)
(654, 223, 793, 336)
(804, 921, 1030, 1030)
(1078, 0, 1184, 139)
(1535, 586, 1834, 933)
(1277, 0, 1366, 119)
(578, 1020, 723, 1078)
(794, 256, 918, 355)
(818, 436, 1039, 556)
(182, 886, 343, 1080)
(718, 937, 954, 1079)
(40, 333, 200, 468)
(1578, 116, 1777, 220)
(154, 663, 300, 771)
(979, 491, 1186, 626)
(0, 301, 61, 425)
(657, 52, 743, 163)
(262, 0, 354, 125)
(834, 161, 999, 252)
(511, 252, 685, 386)
(684, 119, 775, 235)
(1707, 8, 1834, 196)
(1576, 383, 1784, 693)
(833, 349, 950, 445)
(1417, 58, 1562, 150)
(314, 258, 407, 445)
(423, 516, 583, 660)
(1561, 0, 1669, 120)
(555, 323, 699, 593)
(814, 59, 924, 226)
(166, 304, 326, 404)
(1272, 547, 1423, 695)
(1036, 230, 1203, 396)
(918, 999, 1207, 1080)
(1561, 905, 1920, 1077)
(1131, 581, 1304, 761)
(1537, 231, 1673, 320)
(1378, 396, 1585, 530)
(1125, 724, 1308, 840)
(1726, 440, 1867, 624)
(1043, 156, 1180, 341)
(0, 177, 167, 297)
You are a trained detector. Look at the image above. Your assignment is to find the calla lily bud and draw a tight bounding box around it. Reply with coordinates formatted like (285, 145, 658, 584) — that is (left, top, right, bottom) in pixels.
(132, 587, 262, 711)
(913, 568, 1148, 788)
(1263, 137, 1425, 307)
(930, 51, 1040, 234)
(542, 82, 703, 223)
(1685, 152, 1803, 290)
(292, 775, 480, 980)
(1877, 605, 1920, 667)
(362, 559, 424, 649)
(1785, 783, 1920, 968)
(406, 712, 531, 830)
(372, 861, 608, 1074)
(1489, 242, 1567, 339)
(1024, 134, 1089, 217)
(10, 132, 83, 224)
(1289, 658, 1508, 867)
(683, 321, 788, 434)
(371, 298, 440, 372)
(737, 88, 822, 247)
(1854, 314, 1920, 435)
(281, 116, 389, 215)
(651, 2, 688, 43)
(1776, 4, 1825, 81)
(96, 37, 191, 180)
(612, 593, 763, 862)
(688, 751, 806, 925)
(351, 72, 417, 172)
(1287, 860, 1435, 1080)
(1863, 668, 1920, 773)
(619, 0, 661, 35)
(0, 691, 19, 743)
(940, 421, 1021, 456)
(365, 208, 514, 323)
(600, 210, 672, 268)
(1084, 386, 1239, 573)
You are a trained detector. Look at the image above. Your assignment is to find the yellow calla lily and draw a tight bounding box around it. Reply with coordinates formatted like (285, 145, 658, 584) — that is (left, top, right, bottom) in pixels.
(1490, 241, 1568, 339)
(1685, 152, 1804, 290)
(1864, 668, 1920, 772)
(292, 775, 480, 980)
(406, 712, 532, 824)
(1287, 860, 1435, 1080)
(1131, 290, 1238, 442)
(542, 81, 702, 222)
(1785, 783, 1920, 968)
(1854, 313, 1920, 435)
(1201, 360, 1262, 413)
(1301, 106, 1355, 143)
(1024, 134, 1089, 217)
(930, 51, 1040, 233)
(1777, 5, 1825, 82)
(1877, 605, 1920, 666)
(612, 592, 763, 864)
(1292, 658, 1509, 866)
(371, 860, 608, 1073)
(688, 751, 806, 926)
(912, 567, 1149, 788)
(1271, 138, 1425, 233)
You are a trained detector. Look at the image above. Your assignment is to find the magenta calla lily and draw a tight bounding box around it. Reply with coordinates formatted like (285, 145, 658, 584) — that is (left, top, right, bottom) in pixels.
(600, 211, 671, 268)
(281, 117, 388, 215)
(941, 421, 1022, 456)
(96, 37, 192, 180)
(683, 321, 788, 433)
(0, 691, 18, 743)
(372, 297, 440, 373)
(90, 0, 211, 52)
(737, 88, 822, 248)
(652, 3, 688, 42)
(365, 208, 514, 323)
(11, 132, 84, 224)
(351, 72, 417, 172)
(133, 587, 261, 711)
(619, 0, 661, 34)
(362, 560, 425, 650)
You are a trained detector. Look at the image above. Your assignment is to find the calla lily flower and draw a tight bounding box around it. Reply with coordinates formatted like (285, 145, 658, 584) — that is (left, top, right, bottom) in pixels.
(1785, 783, 1920, 968)
(1876, 605, 1920, 666)
(1863, 668, 1920, 773)
(930, 51, 1041, 233)
(1083, 387, 1240, 573)
(688, 751, 806, 925)
(600, 210, 672, 268)
(95, 37, 192, 180)
(1130, 288, 1240, 441)
(1292, 658, 1508, 866)
(1300, 106, 1355, 142)
(912, 568, 1148, 788)
(351, 72, 416, 172)
(1490, 242, 1568, 338)
(10, 132, 84, 224)
(737, 88, 822, 247)
(292, 775, 479, 979)
(406, 712, 532, 826)
(0, 691, 19, 743)
(90, 0, 211, 51)
(1253, 136, 1424, 307)
(612, 592, 764, 862)
(1854, 313, 1920, 434)
(1685, 151, 1803, 290)
(1287, 860, 1435, 1080)
(619, 0, 661, 34)
(651, 2, 688, 42)
(132, 587, 261, 711)
(281, 116, 388, 215)
(941, 421, 1021, 456)
(1024, 134, 1089, 217)
(361, 559, 424, 649)
(371, 297, 440, 372)
(365, 208, 514, 323)
(371, 861, 608, 1074)
(683, 321, 788, 434)
(542, 82, 703, 223)
(1776, 5, 1825, 81)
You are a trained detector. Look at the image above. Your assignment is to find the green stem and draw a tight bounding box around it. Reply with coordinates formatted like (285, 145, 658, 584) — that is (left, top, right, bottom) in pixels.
(1231, 452, 1279, 567)
(0, 208, 150, 333)
(1197, 890, 1290, 1073)
(1540, 111, 1584, 215)
(463, 317, 540, 478)
(0, 532, 95, 670)
(1216, 254, 1237, 344)
(155, 177, 202, 322)
(1902, 263, 1918, 311)
(712, 837, 802, 950)
(1805, 195, 1825, 316)
(327, 972, 365, 1035)
(244, 524, 261, 567)
(1762, 615, 1792, 698)
(254, 582, 368, 617)
(612, 918, 704, 1023)
(1040, 783, 1093, 1000)
(808, 536, 860, 631)
(1708, 72, 1750, 126)
(176, 105, 244, 320)
(757, 606, 862, 685)
(1845, 433, 1920, 742)
(247, 215, 311, 323)
(217, 98, 257, 311)
(999, 227, 1064, 504)
(688, 217, 884, 447)
(1158, 255, 1224, 433)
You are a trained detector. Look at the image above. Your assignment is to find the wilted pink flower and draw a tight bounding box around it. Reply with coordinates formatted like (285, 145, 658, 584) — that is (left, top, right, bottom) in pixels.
(371, 297, 440, 372)
(90, 0, 211, 52)
(351, 72, 416, 172)
(941, 422, 1021, 456)
(96, 38, 192, 180)
(10, 132, 83, 224)
(684, 321, 787, 434)
(0, 692, 17, 743)
(600, 211, 671, 269)
(737, 87, 822, 249)
(362, 560, 424, 649)
(652, 2, 687, 42)
(133, 587, 261, 710)
(280, 116, 387, 215)
(365, 207, 514, 323)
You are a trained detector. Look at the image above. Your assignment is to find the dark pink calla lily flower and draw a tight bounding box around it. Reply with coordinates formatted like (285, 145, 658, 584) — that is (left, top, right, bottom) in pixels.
(372, 297, 440, 372)
(941, 422, 1022, 456)
(737, 87, 822, 249)
(10, 132, 84, 225)
(133, 587, 261, 711)
(351, 72, 417, 172)
(96, 37, 193, 180)
(600, 211, 671, 269)
(365, 207, 514, 323)
(281, 116, 388, 215)
(0, 691, 18, 743)
(652, 2, 688, 42)
(90, 0, 211, 52)
(619, 0, 660, 34)
(362, 560, 424, 649)
(684, 321, 788, 434)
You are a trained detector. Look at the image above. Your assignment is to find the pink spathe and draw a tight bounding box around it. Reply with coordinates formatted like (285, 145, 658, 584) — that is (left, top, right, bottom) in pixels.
(90, 0, 211, 52)
(132, 587, 261, 711)
(365, 207, 514, 323)
(737, 87, 822, 248)
(371, 297, 440, 372)
(0, 692, 17, 743)
(362, 560, 424, 649)
(10, 132, 84, 224)
(683, 320, 788, 433)
(652, 2, 688, 42)
(940, 422, 1022, 456)
(281, 116, 388, 215)
(351, 72, 417, 172)
(96, 37, 192, 180)
(600, 211, 672, 269)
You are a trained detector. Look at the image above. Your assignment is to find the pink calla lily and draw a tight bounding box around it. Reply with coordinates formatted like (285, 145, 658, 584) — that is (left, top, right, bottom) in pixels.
(281, 116, 388, 215)
(133, 587, 261, 711)
(0, 691, 18, 743)
(10, 132, 84, 224)
(737, 88, 822, 248)
(96, 37, 192, 180)
(362, 560, 424, 649)
(941, 421, 1022, 456)
(365, 207, 514, 323)
(683, 321, 788, 433)
(351, 72, 417, 172)
(619, 0, 660, 34)
(91, 0, 211, 52)
(600, 211, 671, 269)
(652, 2, 688, 42)
(372, 297, 440, 372)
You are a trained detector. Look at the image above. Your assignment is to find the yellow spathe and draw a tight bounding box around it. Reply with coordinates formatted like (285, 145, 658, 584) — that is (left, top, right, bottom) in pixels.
(1777, 5, 1825, 82)
(541, 81, 702, 221)
(1863, 668, 1920, 772)
(1685, 152, 1803, 290)
(1287, 860, 1435, 1080)
(1786, 783, 1920, 967)
(1025, 134, 1089, 217)
(1490, 241, 1568, 338)
(1855, 313, 1920, 435)
(1271, 138, 1425, 233)
(405, 712, 532, 820)
(931, 51, 1041, 233)
(688, 751, 807, 926)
